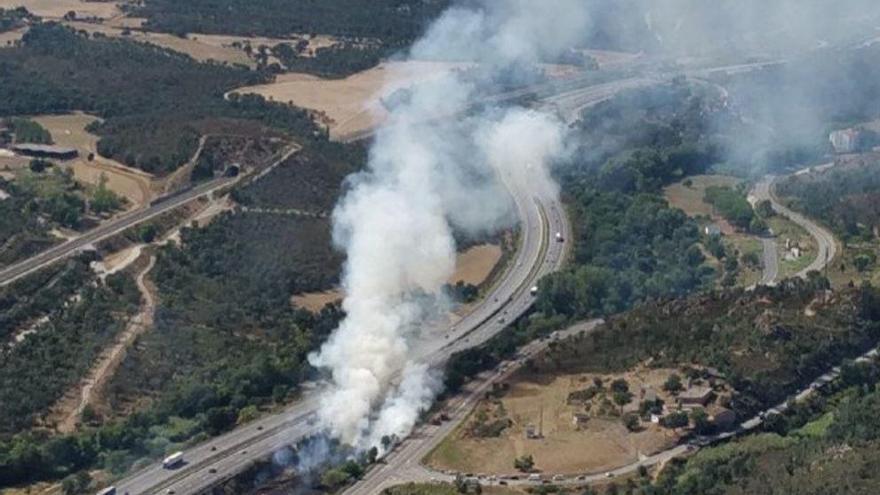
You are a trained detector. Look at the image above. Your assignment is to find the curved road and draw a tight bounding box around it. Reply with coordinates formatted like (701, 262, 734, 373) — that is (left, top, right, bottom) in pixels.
(110, 146, 569, 495)
(752, 175, 837, 280)
(106, 60, 787, 495)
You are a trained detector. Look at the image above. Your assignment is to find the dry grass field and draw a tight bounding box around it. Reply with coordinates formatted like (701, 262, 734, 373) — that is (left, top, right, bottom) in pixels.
(0, 26, 25, 46)
(234, 61, 472, 140)
(426, 368, 680, 476)
(0, 0, 122, 19)
(31, 113, 155, 207)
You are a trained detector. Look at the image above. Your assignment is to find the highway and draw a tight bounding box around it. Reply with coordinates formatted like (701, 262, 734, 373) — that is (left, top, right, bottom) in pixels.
(105, 60, 792, 495)
(0, 144, 301, 289)
(0, 176, 236, 288)
(110, 130, 570, 495)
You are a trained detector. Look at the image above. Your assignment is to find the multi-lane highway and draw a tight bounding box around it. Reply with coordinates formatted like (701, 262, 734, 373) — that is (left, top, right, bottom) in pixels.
(107, 60, 748, 495)
(111, 158, 569, 495)
(0, 176, 237, 288)
(0, 144, 302, 289)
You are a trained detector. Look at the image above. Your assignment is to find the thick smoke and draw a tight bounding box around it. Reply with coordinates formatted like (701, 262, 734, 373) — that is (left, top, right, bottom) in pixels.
(308, 0, 586, 451)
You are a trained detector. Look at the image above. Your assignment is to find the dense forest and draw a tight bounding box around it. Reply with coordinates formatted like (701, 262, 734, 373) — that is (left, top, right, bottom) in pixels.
(0, 23, 319, 174)
(130, 0, 450, 43)
(536, 82, 723, 321)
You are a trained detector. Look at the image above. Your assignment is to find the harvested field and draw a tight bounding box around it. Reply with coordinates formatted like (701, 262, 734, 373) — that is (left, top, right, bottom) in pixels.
(234, 61, 472, 141)
(0, 0, 122, 19)
(31, 113, 155, 207)
(426, 368, 680, 476)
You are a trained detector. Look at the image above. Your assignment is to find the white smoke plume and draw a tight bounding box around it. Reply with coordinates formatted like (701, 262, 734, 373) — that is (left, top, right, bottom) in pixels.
(307, 0, 588, 451)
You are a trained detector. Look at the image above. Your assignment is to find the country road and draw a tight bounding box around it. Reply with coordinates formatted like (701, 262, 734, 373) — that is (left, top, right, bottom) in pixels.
(752, 175, 838, 280)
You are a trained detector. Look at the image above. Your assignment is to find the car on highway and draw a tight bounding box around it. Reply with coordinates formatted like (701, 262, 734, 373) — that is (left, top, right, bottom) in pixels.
(162, 451, 184, 469)
(96, 486, 116, 495)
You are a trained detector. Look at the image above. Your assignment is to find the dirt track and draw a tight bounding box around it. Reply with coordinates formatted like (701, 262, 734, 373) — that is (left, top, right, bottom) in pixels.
(52, 253, 157, 433)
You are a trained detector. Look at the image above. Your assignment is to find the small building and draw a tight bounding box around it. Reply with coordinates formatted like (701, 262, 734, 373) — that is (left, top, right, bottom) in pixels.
(525, 424, 541, 439)
(830, 128, 861, 154)
(572, 413, 590, 430)
(679, 386, 713, 407)
(11, 144, 78, 160)
(704, 224, 722, 237)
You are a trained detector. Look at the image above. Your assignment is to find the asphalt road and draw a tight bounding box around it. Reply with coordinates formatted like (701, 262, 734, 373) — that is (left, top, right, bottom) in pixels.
(105, 60, 796, 495)
(111, 136, 567, 495)
(759, 237, 780, 286)
(0, 176, 237, 288)
(752, 175, 837, 279)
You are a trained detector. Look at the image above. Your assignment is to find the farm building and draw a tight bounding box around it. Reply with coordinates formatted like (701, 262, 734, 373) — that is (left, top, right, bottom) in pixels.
(11, 144, 78, 160)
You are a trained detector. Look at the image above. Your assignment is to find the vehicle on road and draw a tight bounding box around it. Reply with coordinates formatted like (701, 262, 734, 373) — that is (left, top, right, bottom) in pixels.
(530, 285, 539, 296)
(96, 487, 116, 495)
(528, 474, 541, 482)
(555, 232, 564, 242)
(162, 451, 184, 469)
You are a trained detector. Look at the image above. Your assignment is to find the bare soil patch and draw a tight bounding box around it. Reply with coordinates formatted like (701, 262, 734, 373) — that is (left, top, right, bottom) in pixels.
(450, 244, 502, 286)
(234, 61, 472, 141)
(426, 368, 681, 476)
(0, 0, 122, 19)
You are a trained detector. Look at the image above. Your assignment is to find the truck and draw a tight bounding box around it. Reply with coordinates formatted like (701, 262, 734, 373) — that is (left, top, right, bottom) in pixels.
(96, 487, 116, 495)
(555, 232, 564, 242)
(528, 474, 542, 483)
(163, 451, 184, 469)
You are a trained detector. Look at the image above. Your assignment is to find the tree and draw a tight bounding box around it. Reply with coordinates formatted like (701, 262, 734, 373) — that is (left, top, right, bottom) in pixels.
(755, 199, 774, 218)
(662, 411, 689, 430)
(691, 408, 712, 435)
(663, 373, 683, 394)
(514, 454, 535, 472)
(622, 412, 640, 432)
(613, 390, 633, 410)
(610, 378, 630, 394)
(91, 174, 123, 214)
